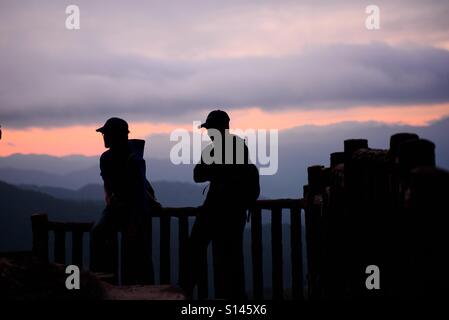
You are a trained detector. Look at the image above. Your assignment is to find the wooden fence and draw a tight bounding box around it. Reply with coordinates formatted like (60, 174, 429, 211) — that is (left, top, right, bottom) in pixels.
(31, 198, 306, 300)
(31, 132, 449, 299)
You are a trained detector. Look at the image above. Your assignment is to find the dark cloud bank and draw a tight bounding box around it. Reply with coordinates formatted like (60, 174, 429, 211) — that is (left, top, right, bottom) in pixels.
(1, 43, 449, 128)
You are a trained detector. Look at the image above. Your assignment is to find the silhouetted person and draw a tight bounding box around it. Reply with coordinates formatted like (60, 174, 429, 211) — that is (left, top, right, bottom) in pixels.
(181, 110, 260, 299)
(91, 117, 158, 285)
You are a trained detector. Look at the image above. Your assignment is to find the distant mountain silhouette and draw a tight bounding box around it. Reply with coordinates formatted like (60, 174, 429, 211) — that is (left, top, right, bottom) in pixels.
(0, 179, 205, 250)
(0, 179, 302, 297)
(0, 154, 97, 175)
(18, 183, 104, 201)
(0, 167, 77, 188)
(0, 157, 195, 189)
(0, 180, 102, 251)
(19, 181, 206, 207)
(1, 118, 448, 198)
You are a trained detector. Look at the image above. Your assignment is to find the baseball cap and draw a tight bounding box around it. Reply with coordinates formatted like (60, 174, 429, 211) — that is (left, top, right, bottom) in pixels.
(96, 117, 130, 134)
(199, 110, 230, 129)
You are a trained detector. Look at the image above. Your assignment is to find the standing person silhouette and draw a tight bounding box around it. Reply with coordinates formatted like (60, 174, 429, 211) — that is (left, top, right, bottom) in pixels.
(91, 117, 157, 285)
(181, 110, 260, 299)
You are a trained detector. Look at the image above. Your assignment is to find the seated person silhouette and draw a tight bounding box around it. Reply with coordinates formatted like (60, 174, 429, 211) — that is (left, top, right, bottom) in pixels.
(91, 117, 158, 285)
(180, 110, 260, 299)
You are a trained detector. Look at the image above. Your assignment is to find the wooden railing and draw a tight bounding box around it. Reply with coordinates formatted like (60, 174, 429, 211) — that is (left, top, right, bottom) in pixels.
(31, 198, 306, 300)
(27, 132, 449, 300)
(31, 214, 94, 267)
(249, 199, 305, 300)
(297, 134, 449, 299)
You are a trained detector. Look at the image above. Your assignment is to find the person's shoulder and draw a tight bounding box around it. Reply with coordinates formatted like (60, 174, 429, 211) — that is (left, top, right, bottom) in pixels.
(99, 150, 112, 176)
(100, 149, 112, 163)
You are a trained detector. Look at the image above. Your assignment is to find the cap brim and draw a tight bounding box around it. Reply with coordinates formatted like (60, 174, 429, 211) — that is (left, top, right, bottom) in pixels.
(199, 122, 209, 129)
(96, 127, 105, 133)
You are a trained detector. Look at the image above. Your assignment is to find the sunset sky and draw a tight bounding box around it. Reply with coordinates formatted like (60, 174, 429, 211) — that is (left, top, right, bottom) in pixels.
(1, 0, 449, 157)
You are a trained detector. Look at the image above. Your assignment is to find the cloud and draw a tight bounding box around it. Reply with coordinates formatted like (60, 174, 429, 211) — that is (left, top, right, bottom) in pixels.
(1, 42, 449, 128)
(1, 1, 449, 128)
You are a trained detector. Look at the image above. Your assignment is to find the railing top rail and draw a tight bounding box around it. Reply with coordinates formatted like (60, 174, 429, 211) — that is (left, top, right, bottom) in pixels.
(32, 198, 305, 226)
(160, 198, 304, 218)
(47, 221, 94, 232)
(159, 206, 198, 218)
(31, 213, 94, 232)
(253, 198, 304, 210)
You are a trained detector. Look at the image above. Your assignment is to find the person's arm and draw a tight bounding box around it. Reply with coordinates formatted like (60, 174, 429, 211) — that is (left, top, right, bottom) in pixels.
(100, 154, 112, 205)
(193, 145, 216, 182)
(194, 160, 213, 182)
(103, 181, 112, 205)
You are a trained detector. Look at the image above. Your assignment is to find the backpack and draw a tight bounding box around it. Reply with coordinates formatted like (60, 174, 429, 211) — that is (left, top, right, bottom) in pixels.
(234, 163, 260, 209)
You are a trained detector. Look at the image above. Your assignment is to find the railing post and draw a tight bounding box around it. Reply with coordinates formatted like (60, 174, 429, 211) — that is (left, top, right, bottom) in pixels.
(72, 231, 84, 268)
(250, 207, 263, 299)
(290, 206, 303, 300)
(342, 139, 368, 298)
(321, 152, 345, 298)
(197, 247, 209, 299)
(271, 207, 283, 300)
(31, 213, 49, 261)
(178, 216, 189, 286)
(54, 230, 66, 264)
(160, 214, 171, 284)
(305, 165, 324, 299)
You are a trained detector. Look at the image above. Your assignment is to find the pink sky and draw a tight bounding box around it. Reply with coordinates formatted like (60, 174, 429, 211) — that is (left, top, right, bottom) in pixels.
(2, 103, 449, 157)
(2, 1, 449, 157)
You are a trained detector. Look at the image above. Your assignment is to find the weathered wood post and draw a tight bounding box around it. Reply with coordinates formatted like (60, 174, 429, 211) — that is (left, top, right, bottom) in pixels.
(398, 138, 435, 181)
(341, 139, 368, 298)
(250, 207, 264, 299)
(402, 166, 449, 298)
(351, 147, 391, 298)
(389, 133, 419, 165)
(54, 229, 66, 264)
(31, 213, 49, 262)
(159, 214, 171, 284)
(387, 132, 419, 296)
(320, 152, 345, 298)
(395, 138, 437, 297)
(290, 202, 303, 300)
(305, 165, 325, 299)
(271, 206, 283, 299)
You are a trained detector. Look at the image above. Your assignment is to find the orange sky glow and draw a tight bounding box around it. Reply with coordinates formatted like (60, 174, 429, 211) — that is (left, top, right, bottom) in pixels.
(1, 103, 449, 157)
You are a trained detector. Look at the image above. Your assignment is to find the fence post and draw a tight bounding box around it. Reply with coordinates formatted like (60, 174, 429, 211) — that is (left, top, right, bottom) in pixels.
(271, 207, 283, 300)
(321, 152, 345, 298)
(178, 216, 189, 288)
(250, 207, 264, 299)
(305, 165, 325, 299)
(54, 230, 66, 264)
(31, 213, 49, 262)
(160, 215, 171, 284)
(290, 205, 303, 300)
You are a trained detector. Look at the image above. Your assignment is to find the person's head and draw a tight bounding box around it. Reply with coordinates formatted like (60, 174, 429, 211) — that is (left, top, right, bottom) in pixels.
(96, 117, 129, 148)
(199, 110, 230, 140)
